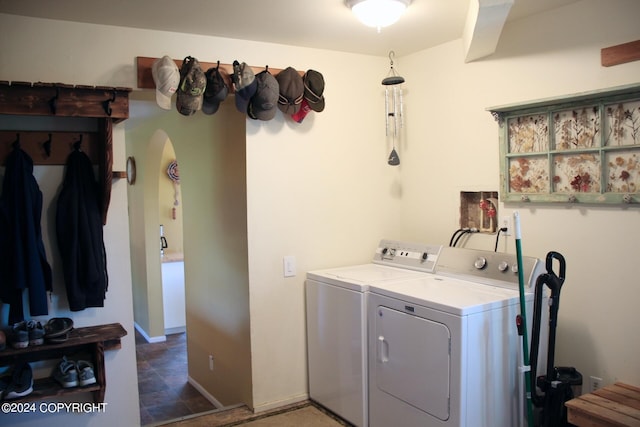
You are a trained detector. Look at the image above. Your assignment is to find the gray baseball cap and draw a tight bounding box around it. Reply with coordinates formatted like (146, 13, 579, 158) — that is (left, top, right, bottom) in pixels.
(248, 70, 279, 121)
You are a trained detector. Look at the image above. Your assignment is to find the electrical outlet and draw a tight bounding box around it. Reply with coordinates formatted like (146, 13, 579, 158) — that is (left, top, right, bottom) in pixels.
(501, 216, 512, 236)
(590, 376, 602, 392)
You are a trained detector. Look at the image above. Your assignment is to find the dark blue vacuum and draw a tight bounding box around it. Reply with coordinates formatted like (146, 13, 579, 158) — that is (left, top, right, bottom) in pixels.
(529, 251, 581, 427)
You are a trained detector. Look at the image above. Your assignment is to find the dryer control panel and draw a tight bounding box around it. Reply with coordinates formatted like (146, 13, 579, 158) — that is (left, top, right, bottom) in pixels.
(373, 239, 442, 273)
(436, 246, 544, 290)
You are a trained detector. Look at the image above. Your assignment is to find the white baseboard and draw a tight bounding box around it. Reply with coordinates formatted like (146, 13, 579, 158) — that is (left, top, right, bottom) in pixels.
(165, 326, 186, 335)
(187, 376, 224, 409)
(134, 322, 166, 343)
(252, 393, 309, 414)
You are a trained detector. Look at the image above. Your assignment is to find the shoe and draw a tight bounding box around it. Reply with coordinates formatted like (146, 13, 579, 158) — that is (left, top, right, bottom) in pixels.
(9, 322, 29, 349)
(45, 317, 74, 342)
(3, 362, 33, 400)
(53, 356, 78, 388)
(0, 369, 11, 399)
(77, 360, 96, 386)
(27, 321, 44, 346)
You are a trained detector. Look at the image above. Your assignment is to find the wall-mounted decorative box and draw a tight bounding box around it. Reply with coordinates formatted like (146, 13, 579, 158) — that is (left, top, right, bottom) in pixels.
(488, 83, 640, 205)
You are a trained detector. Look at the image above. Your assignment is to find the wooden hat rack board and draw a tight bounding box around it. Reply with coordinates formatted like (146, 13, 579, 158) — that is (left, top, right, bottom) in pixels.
(136, 56, 325, 124)
(137, 56, 304, 94)
(0, 81, 131, 224)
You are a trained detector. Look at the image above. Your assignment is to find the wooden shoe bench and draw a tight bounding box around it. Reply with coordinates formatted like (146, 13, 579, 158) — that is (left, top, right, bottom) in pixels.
(0, 323, 127, 403)
(566, 382, 640, 427)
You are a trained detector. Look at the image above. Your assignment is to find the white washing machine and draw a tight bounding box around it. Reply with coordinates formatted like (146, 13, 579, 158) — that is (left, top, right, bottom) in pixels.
(367, 246, 548, 427)
(306, 240, 442, 427)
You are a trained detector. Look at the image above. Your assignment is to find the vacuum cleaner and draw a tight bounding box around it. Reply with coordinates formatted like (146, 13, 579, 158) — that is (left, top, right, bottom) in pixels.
(528, 251, 581, 427)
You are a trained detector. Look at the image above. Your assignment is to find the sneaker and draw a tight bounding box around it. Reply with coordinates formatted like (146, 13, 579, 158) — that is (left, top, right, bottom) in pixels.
(0, 369, 11, 399)
(77, 360, 96, 386)
(10, 322, 29, 349)
(53, 356, 78, 388)
(3, 362, 33, 399)
(27, 321, 44, 346)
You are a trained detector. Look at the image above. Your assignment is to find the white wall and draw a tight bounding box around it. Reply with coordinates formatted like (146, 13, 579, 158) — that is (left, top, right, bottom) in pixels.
(400, 0, 640, 389)
(0, 11, 397, 422)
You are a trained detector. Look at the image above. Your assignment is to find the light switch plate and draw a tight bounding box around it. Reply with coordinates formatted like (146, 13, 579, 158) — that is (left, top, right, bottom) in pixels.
(283, 255, 296, 277)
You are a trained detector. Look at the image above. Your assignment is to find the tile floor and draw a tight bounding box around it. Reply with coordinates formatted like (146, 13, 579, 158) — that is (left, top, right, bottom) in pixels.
(136, 330, 351, 427)
(161, 401, 352, 427)
(136, 330, 217, 425)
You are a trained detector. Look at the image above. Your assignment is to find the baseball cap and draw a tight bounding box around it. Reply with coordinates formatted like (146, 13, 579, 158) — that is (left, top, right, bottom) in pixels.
(276, 67, 304, 114)
(176, 56, 207, 116)
(151, 55, 180, 110)
(248, 70, 279, 121)
(231, 60, 257, 114)
(291, 98, 312, 123)
(303, 70, 325, 112)
(202, 63, 228, 115)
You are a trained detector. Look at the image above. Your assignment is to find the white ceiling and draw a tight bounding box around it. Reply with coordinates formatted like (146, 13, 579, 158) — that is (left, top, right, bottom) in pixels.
(0, 0, 579, 57)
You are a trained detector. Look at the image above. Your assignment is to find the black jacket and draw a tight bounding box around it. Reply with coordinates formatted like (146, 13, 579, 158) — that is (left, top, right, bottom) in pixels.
(0, 146, 52, 323)
(56, 148, 108, 311)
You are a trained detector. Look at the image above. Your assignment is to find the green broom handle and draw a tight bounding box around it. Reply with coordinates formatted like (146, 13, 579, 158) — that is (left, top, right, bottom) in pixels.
(514, 212, 535, 427)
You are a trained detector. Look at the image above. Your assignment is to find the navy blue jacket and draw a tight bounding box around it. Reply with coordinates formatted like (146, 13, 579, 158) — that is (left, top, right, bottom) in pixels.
(56, 148, 108, 311)
(0, 147, 52, 323)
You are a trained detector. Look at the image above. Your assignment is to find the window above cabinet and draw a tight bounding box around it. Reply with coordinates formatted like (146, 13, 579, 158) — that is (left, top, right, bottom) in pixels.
(488, 83, 640, 205)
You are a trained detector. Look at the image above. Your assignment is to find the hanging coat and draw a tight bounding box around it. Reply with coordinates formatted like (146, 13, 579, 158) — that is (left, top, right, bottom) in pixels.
(0, 146, 53, 324)
(56, 148, 108, 311)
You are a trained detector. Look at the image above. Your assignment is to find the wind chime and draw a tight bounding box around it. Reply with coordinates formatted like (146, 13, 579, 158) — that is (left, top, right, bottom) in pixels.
(167, 160, 180, 220)
(382, 51, 405, 166)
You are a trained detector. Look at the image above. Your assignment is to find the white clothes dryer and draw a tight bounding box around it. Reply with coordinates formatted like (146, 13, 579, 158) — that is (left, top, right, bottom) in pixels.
(367, 246, 548, 427)
(306, 240, 442, 427)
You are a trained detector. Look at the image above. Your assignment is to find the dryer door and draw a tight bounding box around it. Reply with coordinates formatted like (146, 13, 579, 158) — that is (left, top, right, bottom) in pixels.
(374, 305, 451, 421)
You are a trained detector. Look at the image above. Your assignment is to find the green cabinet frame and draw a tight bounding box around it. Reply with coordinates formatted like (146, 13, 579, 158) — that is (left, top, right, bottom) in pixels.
(488, 83, 640, 205)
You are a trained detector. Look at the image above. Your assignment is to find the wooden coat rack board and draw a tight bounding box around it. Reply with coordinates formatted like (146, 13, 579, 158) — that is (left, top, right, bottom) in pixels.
(0, 81, 131, 224)
(0, 131, 100, 166)
(136, 56, 304, 91)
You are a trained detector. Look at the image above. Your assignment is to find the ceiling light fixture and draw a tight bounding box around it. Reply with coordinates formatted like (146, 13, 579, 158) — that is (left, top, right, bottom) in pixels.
(345, 0, 411, 32)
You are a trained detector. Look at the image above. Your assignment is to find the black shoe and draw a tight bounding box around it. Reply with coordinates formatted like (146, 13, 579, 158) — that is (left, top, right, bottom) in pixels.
(3, 362, 33, 400)
(0, 369, 11, 400)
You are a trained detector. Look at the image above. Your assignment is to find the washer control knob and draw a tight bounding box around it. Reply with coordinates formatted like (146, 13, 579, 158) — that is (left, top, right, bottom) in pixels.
(498, 261, 509, 272)
(511, 264, 519, 273)
(474, 257, 487, 269)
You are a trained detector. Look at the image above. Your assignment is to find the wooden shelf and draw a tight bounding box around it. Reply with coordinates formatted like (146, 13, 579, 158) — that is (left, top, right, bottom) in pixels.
(0, 82, 130, 123)
(0, 323, 127, 403)
(566, 382, 640, 427)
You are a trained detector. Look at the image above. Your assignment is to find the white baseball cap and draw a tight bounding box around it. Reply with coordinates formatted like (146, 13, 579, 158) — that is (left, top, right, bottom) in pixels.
(151, 55, 180, 110)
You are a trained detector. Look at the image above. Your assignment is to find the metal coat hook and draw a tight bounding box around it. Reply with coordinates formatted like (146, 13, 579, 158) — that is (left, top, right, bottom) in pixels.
(103, 90, 116, 116)
(49, 87, 59, 115)
(73, 134, 83, 151)
(12, 133, 20, 149)
(43, 133, 52, 158)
